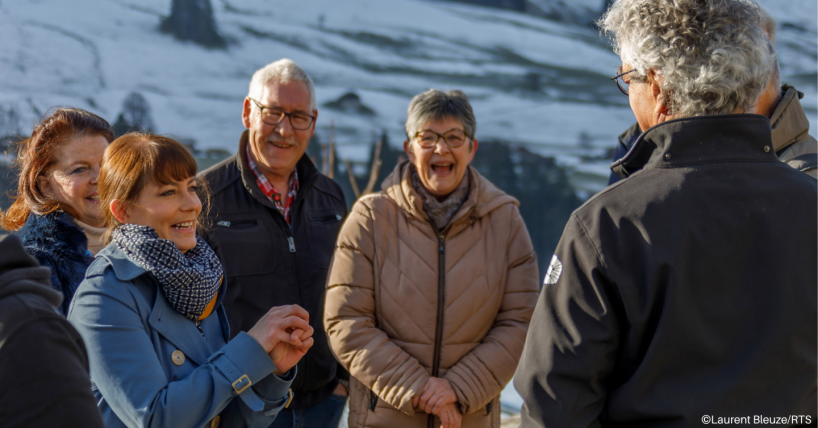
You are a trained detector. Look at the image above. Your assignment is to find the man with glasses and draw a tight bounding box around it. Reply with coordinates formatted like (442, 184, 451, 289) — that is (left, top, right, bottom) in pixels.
(606, 6, 817, 186)
(515, 0, 816, 425)
(202, 58, 349, 428)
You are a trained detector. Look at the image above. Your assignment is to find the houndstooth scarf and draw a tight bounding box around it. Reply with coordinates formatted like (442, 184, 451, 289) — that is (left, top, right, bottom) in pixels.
(112, 224, 224, 323)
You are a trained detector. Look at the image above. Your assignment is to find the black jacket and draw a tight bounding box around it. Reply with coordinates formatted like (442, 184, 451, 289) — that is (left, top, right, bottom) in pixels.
(16, 211, 93, 314)
(515, 115, 817, 427)
(0, 235, 104, 428)
(201, 131, 348, 409)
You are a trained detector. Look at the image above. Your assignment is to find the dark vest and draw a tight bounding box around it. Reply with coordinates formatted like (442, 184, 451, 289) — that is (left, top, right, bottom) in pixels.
(201, 131, 348, 409)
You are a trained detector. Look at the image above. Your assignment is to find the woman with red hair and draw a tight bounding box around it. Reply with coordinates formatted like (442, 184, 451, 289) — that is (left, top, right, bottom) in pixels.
(1, 107, 113, 313)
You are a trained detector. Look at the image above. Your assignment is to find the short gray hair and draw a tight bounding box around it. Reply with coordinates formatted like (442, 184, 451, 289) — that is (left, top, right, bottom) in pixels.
(247, 59, 316, 111)
(405, 89, 476, 143)
(599, 0, 774, 118)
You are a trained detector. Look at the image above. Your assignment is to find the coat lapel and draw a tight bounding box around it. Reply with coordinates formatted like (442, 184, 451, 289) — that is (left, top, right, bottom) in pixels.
(147, 286, 213, 367)
(104, 243, 221, 368)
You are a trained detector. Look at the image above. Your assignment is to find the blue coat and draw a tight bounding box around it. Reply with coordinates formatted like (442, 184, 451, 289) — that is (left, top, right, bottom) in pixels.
(67, 243, 294, 428)
(17, 211, 92, 314)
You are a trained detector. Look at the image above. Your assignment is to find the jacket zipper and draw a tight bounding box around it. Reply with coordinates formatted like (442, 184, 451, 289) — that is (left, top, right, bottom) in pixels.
(275, 177, 315, 395)
(429, 233, 446, 428)
(432, 234, 445, 377)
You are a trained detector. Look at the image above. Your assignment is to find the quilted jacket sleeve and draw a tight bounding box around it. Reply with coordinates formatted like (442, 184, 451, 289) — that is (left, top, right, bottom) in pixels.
(443, 205, 540, 415)
(324, 202, 430, 416)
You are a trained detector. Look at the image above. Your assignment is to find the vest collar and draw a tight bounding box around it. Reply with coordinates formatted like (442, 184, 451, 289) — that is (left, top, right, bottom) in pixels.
(235, 130, 321, 210)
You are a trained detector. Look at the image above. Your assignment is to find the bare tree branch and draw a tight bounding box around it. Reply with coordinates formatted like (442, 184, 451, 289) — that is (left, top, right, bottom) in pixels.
(328, 120, 335, 179)
(344, 157, 361, 198)
(361, 139, 383, 196)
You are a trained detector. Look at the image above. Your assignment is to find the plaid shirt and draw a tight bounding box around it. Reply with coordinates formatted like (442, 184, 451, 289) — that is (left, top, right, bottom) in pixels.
(246, 146, 299, 225)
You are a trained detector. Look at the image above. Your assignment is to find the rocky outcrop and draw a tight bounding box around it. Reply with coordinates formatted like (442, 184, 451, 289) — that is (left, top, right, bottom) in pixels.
(160, 0, 226, 48)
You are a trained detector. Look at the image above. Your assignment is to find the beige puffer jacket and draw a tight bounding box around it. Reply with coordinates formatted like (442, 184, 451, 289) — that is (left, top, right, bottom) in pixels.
(770, 85, 817, 178)
(324, 161, 540, 428)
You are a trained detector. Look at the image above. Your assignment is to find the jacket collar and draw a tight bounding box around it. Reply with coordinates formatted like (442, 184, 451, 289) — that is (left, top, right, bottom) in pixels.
(769, 85, 813, 154)
(611, 114, 778, 179)
(382, 161, 518, 233)
(17, 211, 90, 261)
(235, 130, 321, 210)
(96, 243, 147, 281)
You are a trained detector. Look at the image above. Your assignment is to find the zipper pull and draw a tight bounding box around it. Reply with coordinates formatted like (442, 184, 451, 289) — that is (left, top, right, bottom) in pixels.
(438, 235, 444, 253)
(288, 236, 296, 252)
(217, 221, 231, 228)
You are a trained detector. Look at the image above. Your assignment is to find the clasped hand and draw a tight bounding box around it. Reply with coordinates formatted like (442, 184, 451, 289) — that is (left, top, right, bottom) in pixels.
(247, 304, 314, 375)
(413, 377, 461, 428)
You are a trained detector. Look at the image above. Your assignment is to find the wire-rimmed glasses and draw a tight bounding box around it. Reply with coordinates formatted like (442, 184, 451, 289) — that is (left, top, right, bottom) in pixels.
(611, 69, 637, 95)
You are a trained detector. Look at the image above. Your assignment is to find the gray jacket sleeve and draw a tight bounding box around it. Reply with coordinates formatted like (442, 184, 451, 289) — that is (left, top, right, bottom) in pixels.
(514, 214, 621, 428)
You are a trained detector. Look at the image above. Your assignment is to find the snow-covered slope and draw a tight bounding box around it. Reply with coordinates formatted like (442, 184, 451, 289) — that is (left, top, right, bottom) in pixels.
(0, 0, 814, 192)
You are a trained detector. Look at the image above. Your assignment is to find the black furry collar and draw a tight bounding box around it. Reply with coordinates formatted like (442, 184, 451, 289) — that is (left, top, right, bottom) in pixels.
(17, 211, 90, 262)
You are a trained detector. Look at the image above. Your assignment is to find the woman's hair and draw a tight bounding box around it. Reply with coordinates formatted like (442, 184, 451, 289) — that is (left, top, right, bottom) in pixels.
(0, 107, 113, 231)
(405, 89, 476, 148)
(599, 0, 774, 118)
(98, 133, 210, 243)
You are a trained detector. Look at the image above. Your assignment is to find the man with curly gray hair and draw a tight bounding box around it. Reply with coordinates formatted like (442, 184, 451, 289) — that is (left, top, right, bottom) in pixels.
(513, 0, 817, 426)
(606, 4, 817, 185)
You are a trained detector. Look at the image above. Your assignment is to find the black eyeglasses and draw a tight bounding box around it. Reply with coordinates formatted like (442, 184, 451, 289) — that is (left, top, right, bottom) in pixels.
(611, 69, 637, 95)
(413, 129, 470, 149)
(249, 98, 315, 130)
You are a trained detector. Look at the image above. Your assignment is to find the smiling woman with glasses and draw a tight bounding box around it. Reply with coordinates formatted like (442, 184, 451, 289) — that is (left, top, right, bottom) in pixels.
(413, 128, 470, 149)
(323, 89, 539, 428)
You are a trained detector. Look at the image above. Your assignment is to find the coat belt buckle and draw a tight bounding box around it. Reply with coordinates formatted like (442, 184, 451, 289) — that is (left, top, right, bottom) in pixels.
(232, 374, 252, 395)
(285, 389, 294, 408)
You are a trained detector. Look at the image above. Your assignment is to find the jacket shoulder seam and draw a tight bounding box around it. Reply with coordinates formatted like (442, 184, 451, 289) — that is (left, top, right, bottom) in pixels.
(201, 157, 241, 195)
(500, 205, 535, 267)
(573, 213, 607, 272)
(311, 176, 347, 206)
(352, 193, 391, 220)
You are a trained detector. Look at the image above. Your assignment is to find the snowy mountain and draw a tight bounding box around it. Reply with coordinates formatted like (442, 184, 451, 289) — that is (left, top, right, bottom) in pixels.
(431, 0, 607, 25)
(0, 0, 814, 194)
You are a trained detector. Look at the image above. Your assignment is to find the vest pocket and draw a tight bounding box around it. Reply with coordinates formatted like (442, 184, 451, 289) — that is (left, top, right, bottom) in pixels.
(306, 208, 344, 269)
(211, 216, 282, 277)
